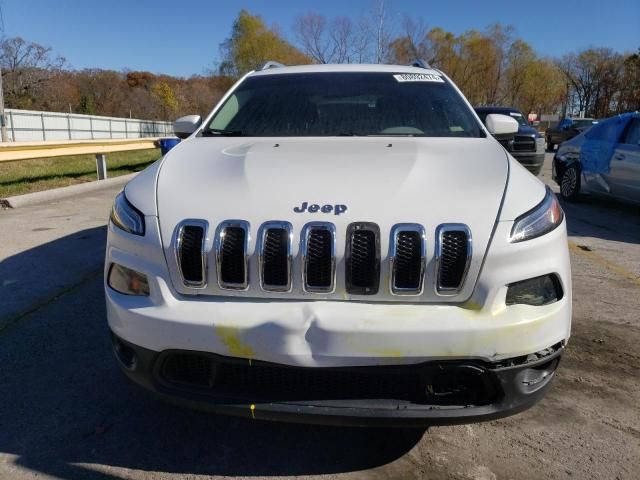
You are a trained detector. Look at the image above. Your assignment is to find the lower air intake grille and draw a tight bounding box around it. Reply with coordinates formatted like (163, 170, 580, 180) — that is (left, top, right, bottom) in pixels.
(158, 352, 501, 406)
(303, 223, 335, 292)
(216, 221, 249, 289)
(437, 226, 471, 293)
(260, 224, 291, 290)
(177, 223, 206, 287)
(391, 224, 425, 294)
(346, 223, 380, 295)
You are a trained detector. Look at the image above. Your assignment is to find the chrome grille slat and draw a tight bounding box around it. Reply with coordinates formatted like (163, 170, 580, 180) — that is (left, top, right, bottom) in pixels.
(175, 220, 208, 289)
(258, 221, 293, 292)
(301, 222, 336, 293)
(215, 220, 250, 290)
(345, 222, 380, 295)
(389, 224, 426, 295)
(435, 224, 472, 295)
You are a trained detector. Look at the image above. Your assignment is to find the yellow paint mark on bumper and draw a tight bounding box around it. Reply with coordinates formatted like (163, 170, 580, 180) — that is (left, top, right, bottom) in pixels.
(215, 326, 256, 358)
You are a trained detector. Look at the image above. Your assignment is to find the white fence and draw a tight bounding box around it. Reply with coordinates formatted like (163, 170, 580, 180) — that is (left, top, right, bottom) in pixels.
(4, 109, 173, 142)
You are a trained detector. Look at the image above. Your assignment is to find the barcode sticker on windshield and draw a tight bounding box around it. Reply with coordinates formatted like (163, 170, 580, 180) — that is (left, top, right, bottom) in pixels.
(393, 73, 444, 83)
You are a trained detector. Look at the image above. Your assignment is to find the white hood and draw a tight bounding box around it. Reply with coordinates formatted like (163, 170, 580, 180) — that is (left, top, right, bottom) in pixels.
(156, 136, 509, 302)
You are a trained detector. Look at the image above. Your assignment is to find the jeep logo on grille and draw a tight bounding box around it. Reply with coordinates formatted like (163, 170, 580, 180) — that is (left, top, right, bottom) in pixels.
(293, 202, 347, 215)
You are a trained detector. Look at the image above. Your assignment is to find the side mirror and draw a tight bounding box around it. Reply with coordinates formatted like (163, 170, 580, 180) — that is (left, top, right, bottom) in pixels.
(485, 113, 519, 136)
(173, 115, 202, 139)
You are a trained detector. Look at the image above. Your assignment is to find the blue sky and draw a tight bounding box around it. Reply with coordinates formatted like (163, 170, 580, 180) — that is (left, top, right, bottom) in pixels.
(2, 0, 639, 77)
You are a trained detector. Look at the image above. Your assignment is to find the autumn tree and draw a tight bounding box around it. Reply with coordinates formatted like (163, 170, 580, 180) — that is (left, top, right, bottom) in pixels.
(219, 10, 310, 75)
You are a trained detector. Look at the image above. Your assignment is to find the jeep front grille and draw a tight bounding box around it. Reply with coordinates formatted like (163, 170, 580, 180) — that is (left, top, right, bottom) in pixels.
(389, 224, 426, 295)
(175, 220, 207, 288)
(345, 222, 380, 295)
(174, 220, 472, 298)
(258, 222, 292, 292)
(436, 224, 472, 295)
(215, 220, 250, 290)
(301, 222, 336, 293)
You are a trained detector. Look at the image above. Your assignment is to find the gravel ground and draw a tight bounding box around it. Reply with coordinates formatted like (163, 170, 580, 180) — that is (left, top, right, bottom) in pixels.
(0, 153, 638, 479)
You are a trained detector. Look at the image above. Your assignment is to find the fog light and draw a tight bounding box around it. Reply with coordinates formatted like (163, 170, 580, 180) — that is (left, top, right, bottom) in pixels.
(506, 274, 562, 306)
(108, 263, 150, 296)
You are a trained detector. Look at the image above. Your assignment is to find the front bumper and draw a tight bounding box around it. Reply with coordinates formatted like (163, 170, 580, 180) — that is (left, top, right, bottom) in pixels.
(512, 152, 545, 173)
(112, 332, 564, 427)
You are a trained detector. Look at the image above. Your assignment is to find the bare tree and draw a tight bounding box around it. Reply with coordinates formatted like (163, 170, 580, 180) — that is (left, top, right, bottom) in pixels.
(369, 0, 393, 63)
(294, 13, 332, 63)
(558, 48, 623, 117)
(401, 16, 428, 60)
(0, 36, 66, 108)
(329, 17, 354, 63)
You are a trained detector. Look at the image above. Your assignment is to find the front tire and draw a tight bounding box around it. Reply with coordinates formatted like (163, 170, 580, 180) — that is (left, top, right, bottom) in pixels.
(560, 163, 581, 201)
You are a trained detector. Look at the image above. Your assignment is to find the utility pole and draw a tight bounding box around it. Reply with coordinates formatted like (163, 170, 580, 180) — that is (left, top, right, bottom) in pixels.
(0, 65, 6, 142)
(0, 5, 7, 142)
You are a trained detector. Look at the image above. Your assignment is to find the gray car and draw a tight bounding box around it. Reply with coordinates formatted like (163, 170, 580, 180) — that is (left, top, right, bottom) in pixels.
(553, 112, 640, 204)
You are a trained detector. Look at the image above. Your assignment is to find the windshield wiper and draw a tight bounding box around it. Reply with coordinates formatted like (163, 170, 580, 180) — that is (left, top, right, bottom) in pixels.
(201, 128, 244, 137)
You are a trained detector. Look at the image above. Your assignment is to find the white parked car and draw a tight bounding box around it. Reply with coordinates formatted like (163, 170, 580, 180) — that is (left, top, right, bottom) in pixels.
(105, 62, 571, 426)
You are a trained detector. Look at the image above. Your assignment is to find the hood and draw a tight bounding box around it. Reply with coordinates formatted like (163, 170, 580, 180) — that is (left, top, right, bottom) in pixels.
(156, 136, 509, 302)
(517, 124, 538, 137)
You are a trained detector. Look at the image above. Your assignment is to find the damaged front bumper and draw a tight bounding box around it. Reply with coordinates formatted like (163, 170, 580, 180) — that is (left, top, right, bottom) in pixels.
(112, 333, 563, 427)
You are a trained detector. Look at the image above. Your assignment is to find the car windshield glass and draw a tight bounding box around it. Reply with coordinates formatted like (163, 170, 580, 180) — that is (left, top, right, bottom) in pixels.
(509, 112, 529, 127)
(204, 72, 485, 138)
(573, 119, 597, 128)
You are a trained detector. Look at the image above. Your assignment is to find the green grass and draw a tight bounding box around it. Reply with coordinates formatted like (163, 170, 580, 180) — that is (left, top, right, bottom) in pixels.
(0, 148, 161, 198)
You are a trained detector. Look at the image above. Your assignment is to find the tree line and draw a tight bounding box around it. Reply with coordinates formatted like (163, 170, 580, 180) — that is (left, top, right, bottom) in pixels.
(1, 7, 638, 122)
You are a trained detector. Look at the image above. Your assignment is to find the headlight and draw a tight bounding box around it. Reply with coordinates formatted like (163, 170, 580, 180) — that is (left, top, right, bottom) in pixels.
(110, 191, 145, 235)
(510, 187, 563, 243)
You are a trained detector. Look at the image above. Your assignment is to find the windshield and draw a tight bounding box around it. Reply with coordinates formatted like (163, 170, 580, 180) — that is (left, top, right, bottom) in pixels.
(573, 119, 597, 128)
(508, 112, 529, 127)
(203, 72, 485, 138)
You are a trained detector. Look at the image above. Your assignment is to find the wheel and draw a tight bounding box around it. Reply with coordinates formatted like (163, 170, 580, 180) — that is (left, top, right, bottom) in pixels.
(560, 163, 581, 201)
(546, 137, 554, 152)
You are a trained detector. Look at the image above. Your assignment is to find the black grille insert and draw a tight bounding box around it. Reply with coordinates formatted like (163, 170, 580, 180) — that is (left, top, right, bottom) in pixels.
(304, 225, 335, 292)
(178, 224, 205, 286)
(217, 224, 248, 288)
(261, 227, 290, 289)
(346, 223, 380, 295)
(391, 226, 425, 293)
(513, 135, 536, 152)
(158, 352, 501, 406)
(437, 227, 470, 292)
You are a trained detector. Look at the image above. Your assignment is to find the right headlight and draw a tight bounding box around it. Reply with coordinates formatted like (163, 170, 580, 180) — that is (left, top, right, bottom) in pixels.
(110, 191, 145, 236)
(510, 187, 564, 243)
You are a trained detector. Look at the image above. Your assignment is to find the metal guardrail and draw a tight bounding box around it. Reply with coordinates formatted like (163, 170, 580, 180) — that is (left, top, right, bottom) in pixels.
(0, 138, 163, 180)
(4, 108, 173, 142)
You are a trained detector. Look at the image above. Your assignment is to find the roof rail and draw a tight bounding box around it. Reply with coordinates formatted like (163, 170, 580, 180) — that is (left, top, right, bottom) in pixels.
(261, 61, 286, 70)
(409, 59, 430, 69)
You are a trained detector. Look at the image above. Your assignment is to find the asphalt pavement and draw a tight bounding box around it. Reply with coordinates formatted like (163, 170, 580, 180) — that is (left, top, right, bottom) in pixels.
(0, 153, 638, 480)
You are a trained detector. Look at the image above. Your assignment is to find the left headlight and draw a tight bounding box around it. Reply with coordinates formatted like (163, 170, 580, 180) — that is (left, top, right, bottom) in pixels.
(510, 187, 563, 243)
(110, 191, 145, 236)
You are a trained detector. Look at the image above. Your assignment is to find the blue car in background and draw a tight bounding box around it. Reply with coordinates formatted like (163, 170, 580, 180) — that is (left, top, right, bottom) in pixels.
(553, 112, 640, 204)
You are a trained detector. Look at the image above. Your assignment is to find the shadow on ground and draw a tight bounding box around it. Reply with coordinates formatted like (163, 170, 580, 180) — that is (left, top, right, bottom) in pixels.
(0, 230, 423, 480)
(559, 194, 640, 245)
(0, 226, 107, 328)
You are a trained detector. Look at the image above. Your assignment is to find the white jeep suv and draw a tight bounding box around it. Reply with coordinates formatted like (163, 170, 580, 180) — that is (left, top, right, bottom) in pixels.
(105, 63, 571, 426)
